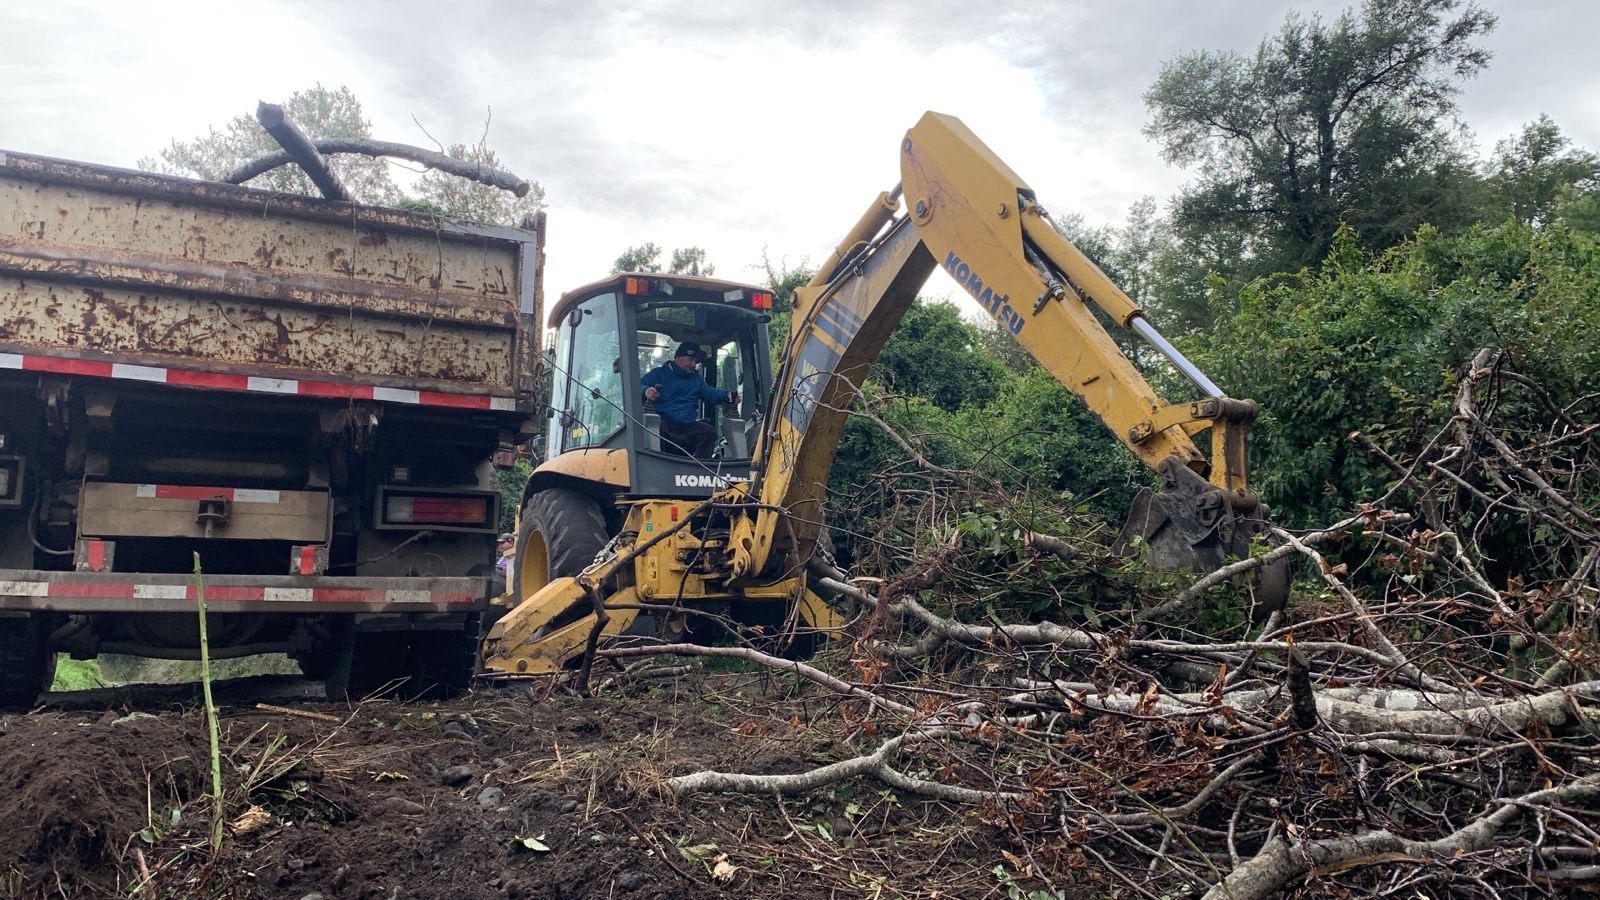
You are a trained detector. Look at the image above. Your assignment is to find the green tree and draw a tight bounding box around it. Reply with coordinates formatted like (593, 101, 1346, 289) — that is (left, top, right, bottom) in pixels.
(669, 247, 714, 277)
(611, 244, 716, 275)
(1144, 0, 1496, 276)
(759, 253, 813, 360)
(1486, 115, 1600, 227)
(957, 368, 1149, 516)
(613, 243, 664, 273)
(871, 300, 1009, 411)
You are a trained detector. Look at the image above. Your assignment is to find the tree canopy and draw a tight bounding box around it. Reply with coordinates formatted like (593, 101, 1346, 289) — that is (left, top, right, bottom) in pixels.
(1144, 0, 1496, 276)
(610, 243, 716, 276)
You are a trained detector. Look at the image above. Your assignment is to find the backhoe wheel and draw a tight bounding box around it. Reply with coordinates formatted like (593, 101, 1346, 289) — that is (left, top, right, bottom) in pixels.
(0, 614, 56, 711)
(513, 487, 609, 602)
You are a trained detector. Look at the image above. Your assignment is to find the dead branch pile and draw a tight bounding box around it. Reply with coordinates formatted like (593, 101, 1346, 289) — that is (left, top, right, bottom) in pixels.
(620, 349, 1600, 898)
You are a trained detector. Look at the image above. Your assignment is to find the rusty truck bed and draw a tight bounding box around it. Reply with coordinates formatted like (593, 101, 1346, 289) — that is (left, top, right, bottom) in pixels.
(0, 150, 542, 410)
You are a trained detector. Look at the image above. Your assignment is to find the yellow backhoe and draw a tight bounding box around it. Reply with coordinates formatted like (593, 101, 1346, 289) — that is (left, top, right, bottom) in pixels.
(482, 112, 1286, 676)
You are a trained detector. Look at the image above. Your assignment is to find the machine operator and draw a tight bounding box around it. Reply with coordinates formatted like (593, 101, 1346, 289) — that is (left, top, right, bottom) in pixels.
(641, 341, 738, 457)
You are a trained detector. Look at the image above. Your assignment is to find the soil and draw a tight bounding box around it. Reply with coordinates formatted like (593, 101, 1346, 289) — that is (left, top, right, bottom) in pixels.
(0, 670, 1029, 899)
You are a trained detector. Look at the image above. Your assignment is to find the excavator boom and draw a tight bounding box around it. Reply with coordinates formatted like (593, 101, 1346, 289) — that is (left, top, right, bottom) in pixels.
(728, 112, 1276, 589)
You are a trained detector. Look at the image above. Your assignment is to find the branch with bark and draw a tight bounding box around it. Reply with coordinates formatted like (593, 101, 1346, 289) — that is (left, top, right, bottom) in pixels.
(225, 130, 533, 198)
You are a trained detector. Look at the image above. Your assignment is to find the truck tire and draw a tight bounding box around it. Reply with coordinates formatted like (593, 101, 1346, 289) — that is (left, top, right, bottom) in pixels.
(407, 613, 483, 700)
(323, 624, 411, 701)
(512, 487, 609, 602)
(0, 615, 56, 711)
(324, 620, 481, 702)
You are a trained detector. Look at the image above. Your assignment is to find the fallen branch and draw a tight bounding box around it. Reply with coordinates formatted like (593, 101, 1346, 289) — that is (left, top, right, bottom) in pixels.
(255, 102, 350, 201)
(1202, 777, 1600, 900)
(668, 729, 1023, 804)
(254, 702, 341, 723)
(595, 643, 913, 715)
(224, 136, 533, 198)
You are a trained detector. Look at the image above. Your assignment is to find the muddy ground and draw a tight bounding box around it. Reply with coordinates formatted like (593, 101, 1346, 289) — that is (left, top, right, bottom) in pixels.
(0, 668, 1036, 899)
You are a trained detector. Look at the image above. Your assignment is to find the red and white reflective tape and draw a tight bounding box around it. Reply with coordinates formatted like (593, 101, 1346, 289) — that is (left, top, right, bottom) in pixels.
(0, 579, 476, 605)
(134, 484, 283, 503)
(295, 545, 317, 576)
(0, 351, 516, 412)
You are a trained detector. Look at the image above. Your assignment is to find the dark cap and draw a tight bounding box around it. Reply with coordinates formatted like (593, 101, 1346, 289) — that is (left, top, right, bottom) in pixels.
(497, 532, 515, 543)
(674, 341, 705, 360)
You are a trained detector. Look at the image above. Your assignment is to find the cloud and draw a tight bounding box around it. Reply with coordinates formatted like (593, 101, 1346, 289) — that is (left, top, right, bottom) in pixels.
(6, 0, 1599, 300)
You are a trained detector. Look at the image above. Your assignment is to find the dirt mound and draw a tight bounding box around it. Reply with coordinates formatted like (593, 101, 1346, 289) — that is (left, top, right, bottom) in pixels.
(0, 711, 206, 894)
(0, 672, 1004, 898)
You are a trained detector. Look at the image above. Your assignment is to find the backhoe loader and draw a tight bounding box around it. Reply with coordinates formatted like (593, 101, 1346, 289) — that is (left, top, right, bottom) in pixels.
(481, 112, 1286, 676)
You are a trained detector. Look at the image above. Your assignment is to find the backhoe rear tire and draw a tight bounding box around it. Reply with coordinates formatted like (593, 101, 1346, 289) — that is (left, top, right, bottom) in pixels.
(513, 487, 609, 602)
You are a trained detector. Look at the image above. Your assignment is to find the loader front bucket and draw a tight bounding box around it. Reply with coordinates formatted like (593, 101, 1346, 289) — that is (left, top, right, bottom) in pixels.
(1114, 460, 1290, 617)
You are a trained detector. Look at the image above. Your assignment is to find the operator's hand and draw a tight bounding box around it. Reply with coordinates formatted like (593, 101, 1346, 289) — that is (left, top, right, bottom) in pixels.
(645, 385, 660, 401)
(728, 390, 740, 407)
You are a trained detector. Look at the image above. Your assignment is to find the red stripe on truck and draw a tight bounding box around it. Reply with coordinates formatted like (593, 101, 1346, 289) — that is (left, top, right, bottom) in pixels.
(149, 485, 235, 501)
(166, 369, 250, 390)
(24, 356, 114, 377)
(56, 582, 135, 598)
(298, 381, 376, 399)
(418, 390, 491, 409)
(311, 587, 386, 603)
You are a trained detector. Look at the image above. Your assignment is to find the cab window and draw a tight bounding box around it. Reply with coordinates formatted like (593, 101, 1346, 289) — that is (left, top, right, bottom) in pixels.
(557, 294, 623, 452)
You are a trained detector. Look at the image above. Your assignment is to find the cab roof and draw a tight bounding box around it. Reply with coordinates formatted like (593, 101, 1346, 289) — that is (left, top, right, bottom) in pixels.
(548, 271, 774, 329)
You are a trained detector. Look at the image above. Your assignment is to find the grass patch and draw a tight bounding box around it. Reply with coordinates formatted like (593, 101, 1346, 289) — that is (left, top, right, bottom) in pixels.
(51, 655, 106, 692)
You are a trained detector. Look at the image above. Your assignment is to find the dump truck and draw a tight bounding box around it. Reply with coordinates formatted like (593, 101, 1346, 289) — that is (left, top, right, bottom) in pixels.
(0, 150, 544, 707)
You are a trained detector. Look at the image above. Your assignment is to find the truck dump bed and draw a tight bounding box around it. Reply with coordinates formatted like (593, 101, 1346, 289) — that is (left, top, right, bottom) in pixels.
(0, 150, 542, 409)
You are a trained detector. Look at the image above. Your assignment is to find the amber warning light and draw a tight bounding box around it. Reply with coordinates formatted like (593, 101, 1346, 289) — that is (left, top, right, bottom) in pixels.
(751, 291, 774, 310)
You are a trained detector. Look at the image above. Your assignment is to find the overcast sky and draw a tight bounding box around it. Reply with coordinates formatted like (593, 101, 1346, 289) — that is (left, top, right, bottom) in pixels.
(4, 0, 1594, 316)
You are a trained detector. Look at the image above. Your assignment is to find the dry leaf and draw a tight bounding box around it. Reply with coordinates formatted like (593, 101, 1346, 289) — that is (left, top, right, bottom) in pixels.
(229, 805, 271, 836)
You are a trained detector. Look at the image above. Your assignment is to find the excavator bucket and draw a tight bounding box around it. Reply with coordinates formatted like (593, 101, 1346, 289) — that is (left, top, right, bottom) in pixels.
(1114, 464, 1290, 618)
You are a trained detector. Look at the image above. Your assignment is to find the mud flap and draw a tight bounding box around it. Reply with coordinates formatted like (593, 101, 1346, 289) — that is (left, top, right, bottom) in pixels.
(1115, 463, 1290, 618)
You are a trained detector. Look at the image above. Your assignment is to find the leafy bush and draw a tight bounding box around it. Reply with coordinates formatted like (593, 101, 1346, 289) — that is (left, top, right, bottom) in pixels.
(1189, 221, 1600, 524)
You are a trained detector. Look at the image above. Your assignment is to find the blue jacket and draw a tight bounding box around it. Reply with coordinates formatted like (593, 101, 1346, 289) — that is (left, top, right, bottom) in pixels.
(641, 361, 729, 424)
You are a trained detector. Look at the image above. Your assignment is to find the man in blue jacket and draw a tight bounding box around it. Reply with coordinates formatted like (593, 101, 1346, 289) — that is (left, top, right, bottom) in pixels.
(641, 341, 739, 457)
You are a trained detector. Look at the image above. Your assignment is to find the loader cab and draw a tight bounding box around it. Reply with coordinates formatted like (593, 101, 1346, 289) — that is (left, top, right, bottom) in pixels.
(544, 273, 774, 498)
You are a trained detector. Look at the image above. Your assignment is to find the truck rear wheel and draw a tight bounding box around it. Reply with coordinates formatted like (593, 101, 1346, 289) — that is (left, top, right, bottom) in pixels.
(408, 613, 483, 700)
(0, 615, 56, 710)
(323, 618, 482, 702)
(325, 628, 409, 701)
(513, 487, 609, 602)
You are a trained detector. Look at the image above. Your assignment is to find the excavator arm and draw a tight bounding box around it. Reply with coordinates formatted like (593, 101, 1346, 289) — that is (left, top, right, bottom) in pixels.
(726, 112, 1278, 594)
